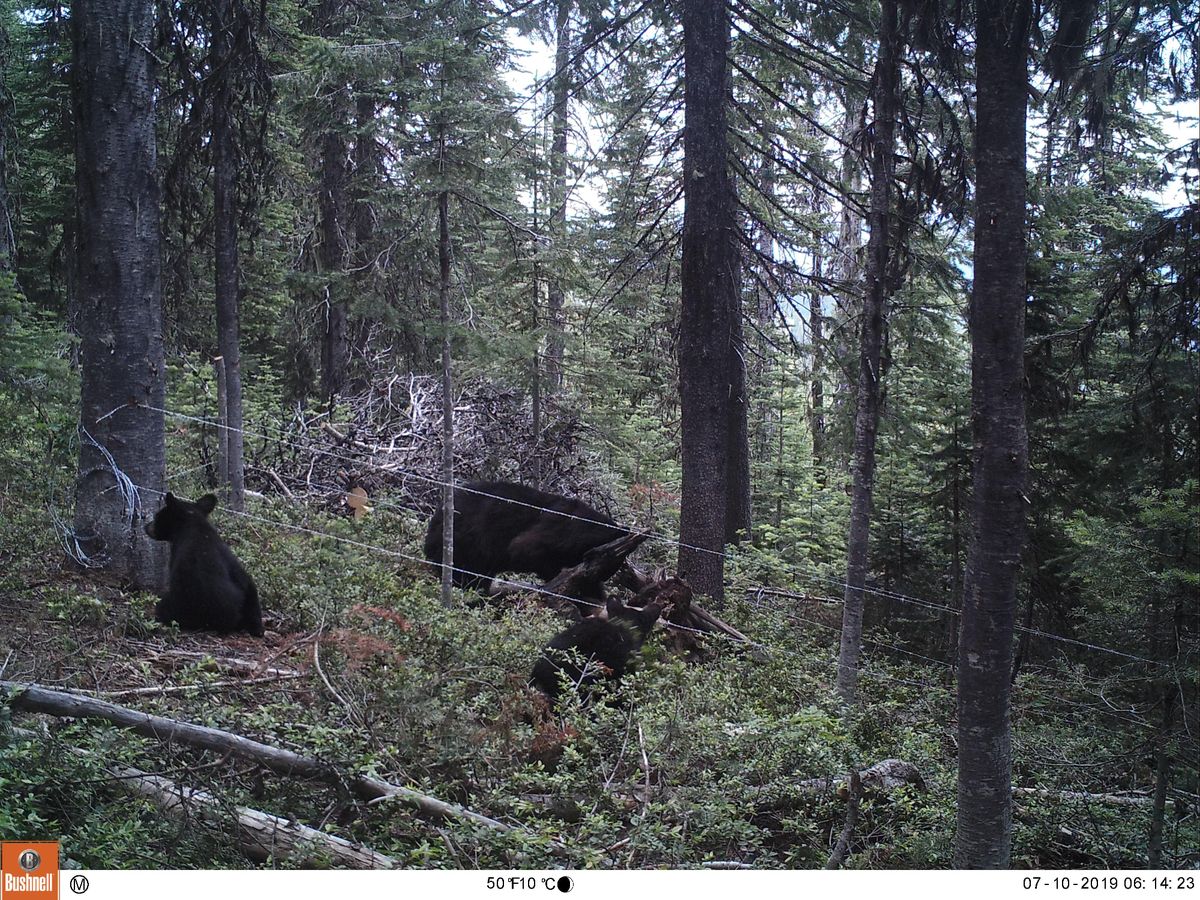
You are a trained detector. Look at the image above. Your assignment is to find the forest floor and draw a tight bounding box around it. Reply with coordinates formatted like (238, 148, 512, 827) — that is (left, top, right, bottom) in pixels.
(1, 465, 1193, 869)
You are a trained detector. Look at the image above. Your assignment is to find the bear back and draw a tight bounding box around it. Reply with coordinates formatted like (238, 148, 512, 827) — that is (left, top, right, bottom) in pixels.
(424, 481, 626, 590)
(529, 598, 666, 699)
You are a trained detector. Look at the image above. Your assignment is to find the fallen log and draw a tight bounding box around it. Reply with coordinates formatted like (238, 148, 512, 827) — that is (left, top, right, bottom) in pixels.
(1, 681, 510, 833)
(1014, 787, 1175, 809)
(11, 727, 393, 869)
(798, 758, 926, 797)
(127, 768, 396, 868)
(81, 674, 304, 700)
(525, 757, 924, 819)
(747, 758, 925, 812)
(140, 648, 301, 679)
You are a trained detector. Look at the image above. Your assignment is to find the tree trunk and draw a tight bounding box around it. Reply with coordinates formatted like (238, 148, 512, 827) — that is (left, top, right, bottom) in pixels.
(751, 142, 776, 464)
(544, 0, 572, 394)
(350, 89, 379, 364)
(317, 1, 349, 402)
(212, 0, 244, 511)
(810, 253, 825, 473)
(678, 0, 739, 607)
(830, 86, 865, 426)
(946, 410, 964, 664)
(319, 129, 349, 402)
(0, 14, 13, 270)
(213, 354, 229, 487)
(953, 0, 1031, 869)
(836, 0, 900, 705)
(438, 128, 454, 608)
(726, 299, 751, 543)
(71, 0, 166, 591)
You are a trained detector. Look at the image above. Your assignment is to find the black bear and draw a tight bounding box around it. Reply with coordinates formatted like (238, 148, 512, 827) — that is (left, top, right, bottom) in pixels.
(144, 492, 264, 637)
(529, 597, 669, 700)
(423, 481, 627, 591)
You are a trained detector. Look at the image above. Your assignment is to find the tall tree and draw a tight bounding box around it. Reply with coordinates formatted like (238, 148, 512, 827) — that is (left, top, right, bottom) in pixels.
(954, 0, 1032, 868)
(211, 0, 243, 510)
(437, 101, 454, 608)
(835, 0, 901, 705)
(678, 0, 740, 606)
(316, 0, 350, 402)
(0, 10, 13, 270)
(71, 0, 166, 590)
(543, 0, 572, 395)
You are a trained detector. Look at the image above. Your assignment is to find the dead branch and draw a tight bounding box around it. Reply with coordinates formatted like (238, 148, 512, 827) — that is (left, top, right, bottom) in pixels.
(1014, 787, 1175, 808)
(1, 680, 511, 833)
(747, 758, 925, 813)
(12, 727, 393, 868)
(140, 648, 301, 679)
(746, 587, 842, 605)
(824, 769, 862, 869)
(114, 762, 395, 868)
(85, 674, 303, 700)
(263, 468, 295, 500)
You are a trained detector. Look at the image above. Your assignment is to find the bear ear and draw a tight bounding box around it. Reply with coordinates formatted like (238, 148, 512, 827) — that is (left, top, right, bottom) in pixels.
(197, 494, 218, 515)
(164, 491, 178, 505)
(603, 598, 624, 620)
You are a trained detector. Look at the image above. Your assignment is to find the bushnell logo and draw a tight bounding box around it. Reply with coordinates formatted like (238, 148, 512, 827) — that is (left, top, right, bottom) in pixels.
(1, 841, 59, 899)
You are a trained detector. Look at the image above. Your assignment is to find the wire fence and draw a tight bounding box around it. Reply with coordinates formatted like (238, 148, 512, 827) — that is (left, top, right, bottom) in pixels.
(44, 411, 1196, 758)
(99, 398, 1175, 670)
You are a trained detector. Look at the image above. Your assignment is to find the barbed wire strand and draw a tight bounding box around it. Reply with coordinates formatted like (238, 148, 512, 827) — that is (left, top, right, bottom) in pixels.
(125, 479, 1188, 726)
(103, 399, 1170, 668)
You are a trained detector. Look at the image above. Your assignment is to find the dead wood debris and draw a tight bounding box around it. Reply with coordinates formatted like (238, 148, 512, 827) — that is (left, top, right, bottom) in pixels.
(241, 375, 614, 519)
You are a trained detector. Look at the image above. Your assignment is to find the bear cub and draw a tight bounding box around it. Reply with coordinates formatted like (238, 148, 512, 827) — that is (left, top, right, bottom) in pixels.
(529, 597, 669, 700)
(145, 492, 264, 637)
(424, 481, 627, 592)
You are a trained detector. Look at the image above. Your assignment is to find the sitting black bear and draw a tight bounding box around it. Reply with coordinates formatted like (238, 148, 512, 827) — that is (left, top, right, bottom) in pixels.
(144, 492, 264, 637)
(529, 598, 668, 700)
(423, 481, 627, 591)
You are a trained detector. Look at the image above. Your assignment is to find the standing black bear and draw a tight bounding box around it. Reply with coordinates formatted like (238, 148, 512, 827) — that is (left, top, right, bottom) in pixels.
(144, 492, 264, 637)
(529, 598, 669, 700)
(424, 481, 627, 591)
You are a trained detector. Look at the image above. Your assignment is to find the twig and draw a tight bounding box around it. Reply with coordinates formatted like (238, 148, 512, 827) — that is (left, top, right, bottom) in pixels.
(825, 769, 862, 869)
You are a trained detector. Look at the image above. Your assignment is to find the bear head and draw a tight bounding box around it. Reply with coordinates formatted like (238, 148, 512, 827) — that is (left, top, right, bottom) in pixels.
(145, 492, 218, 541)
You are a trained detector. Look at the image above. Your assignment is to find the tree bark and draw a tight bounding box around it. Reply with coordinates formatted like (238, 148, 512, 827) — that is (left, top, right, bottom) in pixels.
(319, 129, 349, 401)
(212, 0, 245, 511)
(836, 0, 900, 705)
(953, 0, 1032, 869)
(725, 300, 752, 543)
(71, 0, 166, 591)
(317, 1, 349, 402)
(0, 14, 13, 270)
(543, 0, 572, 394)
(678, 0, 739, 607)
(438, 124, 454, 609)
(350, 88, 379, 363)
(810, 254, 825, 472)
